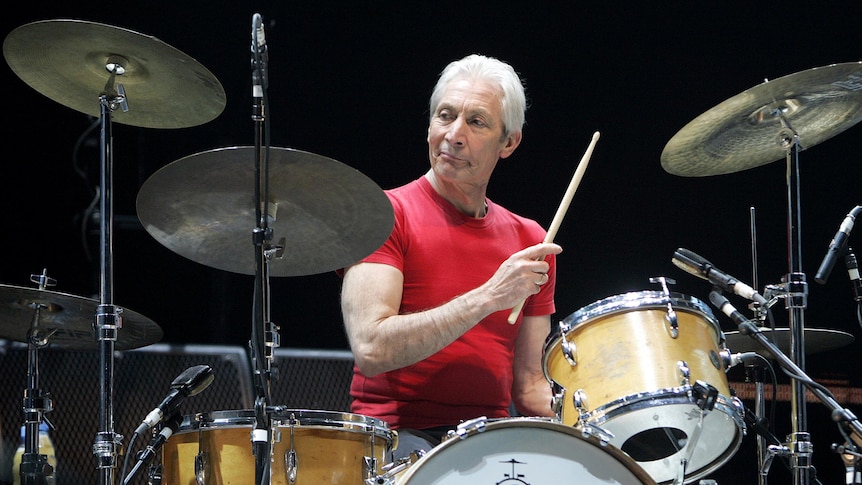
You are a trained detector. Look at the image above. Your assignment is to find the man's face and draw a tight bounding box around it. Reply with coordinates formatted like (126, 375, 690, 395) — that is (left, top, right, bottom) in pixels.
(427, 77, 519, 186)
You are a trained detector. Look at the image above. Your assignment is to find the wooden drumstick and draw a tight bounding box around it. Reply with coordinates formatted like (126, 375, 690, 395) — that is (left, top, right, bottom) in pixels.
(507, 131, 600, 324)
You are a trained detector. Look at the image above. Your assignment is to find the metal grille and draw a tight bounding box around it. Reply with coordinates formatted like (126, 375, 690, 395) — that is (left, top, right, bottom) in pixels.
(0, 342, 252, 485)
(269, 347, 355, 412)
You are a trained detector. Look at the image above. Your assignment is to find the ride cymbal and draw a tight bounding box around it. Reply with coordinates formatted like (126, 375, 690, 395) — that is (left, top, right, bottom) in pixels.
(662, 62, 862, 176)
(724, 326, 854, 356)
(3, 19, 226, 129)
(0, 284, 163, 351)
(136, 146, 395, 277)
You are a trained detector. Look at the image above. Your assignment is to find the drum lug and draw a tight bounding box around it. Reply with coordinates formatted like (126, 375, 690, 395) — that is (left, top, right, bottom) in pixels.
(580, 422, 615, 443)
(556, 320, 578, 366)
(451, 416, 488, 440)
(550, 384, 564, 417)
(365, 451, 423, 485)
(573, 389, 590, 420)
(677, 360, 691, 387)
(194, 451, 208, 485)
(561, 336, 577, 366)
(363, 456, 378, 481)
(285, 449, 298, 484)
(285, 414, 298, 484)
(651, 276, 679, 338)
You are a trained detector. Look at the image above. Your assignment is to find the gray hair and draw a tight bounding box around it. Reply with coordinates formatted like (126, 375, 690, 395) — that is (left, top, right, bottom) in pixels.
(429, 54, 527, 137)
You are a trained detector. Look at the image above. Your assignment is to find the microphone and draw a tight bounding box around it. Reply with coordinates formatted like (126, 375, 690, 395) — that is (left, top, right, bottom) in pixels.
(251, 13, 268, 97)
(672, 248, 768, 304)
(845, 249, 862, 302)
(123, 414, 183, 485)
(709, 289, 755, 328)
(815, 205, 862, 285)
(725, 351, 761, 368)
(133, 365, 214, 435)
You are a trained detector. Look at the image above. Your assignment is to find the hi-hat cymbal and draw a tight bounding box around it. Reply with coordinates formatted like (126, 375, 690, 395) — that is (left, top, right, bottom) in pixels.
(0, 284, 163, 351)
(3, 19, 226, 129)
(136, 146, 395, 277)
(661, 61, 862, 176)
(725, 326, 854, 356)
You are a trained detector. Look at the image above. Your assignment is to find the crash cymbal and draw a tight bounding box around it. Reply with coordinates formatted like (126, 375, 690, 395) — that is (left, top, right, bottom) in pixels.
(724, 326, 854, 356)
(661, 61, 862, 176)
(136, 146, 394, 277)
(0, 284, 163, 351)
(3, 19, 225, 129)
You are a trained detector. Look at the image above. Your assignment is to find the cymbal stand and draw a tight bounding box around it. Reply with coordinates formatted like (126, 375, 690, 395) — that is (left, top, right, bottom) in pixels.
(93, 67, 128, 485)
(771, 122, 812, 484)
(249, 12, 279, 485)
(19, 271, 58, 485)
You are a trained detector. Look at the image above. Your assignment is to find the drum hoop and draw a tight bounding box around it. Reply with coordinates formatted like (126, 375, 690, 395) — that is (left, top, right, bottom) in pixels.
(587, 391, 745, 483)
(399, 417, 657, 484)
(559, 291, 721, 336)
(180, 409, 393, 441)
(586, 389, 746, 430)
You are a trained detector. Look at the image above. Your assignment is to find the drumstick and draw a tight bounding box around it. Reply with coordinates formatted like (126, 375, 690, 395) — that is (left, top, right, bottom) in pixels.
(507, 131, 600, 324)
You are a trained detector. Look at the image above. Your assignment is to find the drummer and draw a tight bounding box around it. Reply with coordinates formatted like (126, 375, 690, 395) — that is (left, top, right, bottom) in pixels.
(340, 53, 562, 459)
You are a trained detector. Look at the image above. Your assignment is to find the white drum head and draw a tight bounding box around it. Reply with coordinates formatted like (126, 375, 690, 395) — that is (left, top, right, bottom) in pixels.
(397, 418, 655, 484)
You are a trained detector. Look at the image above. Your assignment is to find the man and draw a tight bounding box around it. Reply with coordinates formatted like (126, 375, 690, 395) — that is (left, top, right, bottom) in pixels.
(340, 54, 562, 458)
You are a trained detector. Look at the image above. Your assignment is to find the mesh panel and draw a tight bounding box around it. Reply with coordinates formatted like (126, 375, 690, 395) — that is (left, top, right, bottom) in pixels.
(0, 342, 252, 485)
(269, 348, 355, 412)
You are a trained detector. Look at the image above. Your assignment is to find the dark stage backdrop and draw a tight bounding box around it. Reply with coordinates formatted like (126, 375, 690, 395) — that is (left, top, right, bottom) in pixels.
(2, 2, 861, 484)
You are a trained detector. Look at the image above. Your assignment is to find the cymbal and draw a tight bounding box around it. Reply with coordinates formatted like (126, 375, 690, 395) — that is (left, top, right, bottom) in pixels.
(3, 19, 226, 129)
(136, 146, 395, 277)
(724, 327, 854, 356)
(0, 284, 163, 351)
(661, 61, 862, 176)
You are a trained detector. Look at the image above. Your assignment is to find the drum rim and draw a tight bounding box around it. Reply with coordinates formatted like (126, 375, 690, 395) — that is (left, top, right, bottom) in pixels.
(178, 408, 393, 440)
(587, 388, 746, 430)
(562, 291, 719, 329)
(586, 391, 745, 484)
(397, 416, 658, 484)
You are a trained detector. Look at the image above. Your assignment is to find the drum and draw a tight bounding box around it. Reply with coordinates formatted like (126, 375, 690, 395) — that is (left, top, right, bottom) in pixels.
(161, 409, 395, 485)
(390, 417, 655, 484)
(543, 291, 745, 484)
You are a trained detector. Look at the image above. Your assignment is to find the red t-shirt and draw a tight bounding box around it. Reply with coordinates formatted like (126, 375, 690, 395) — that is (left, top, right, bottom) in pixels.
(350, 176, 556, 430)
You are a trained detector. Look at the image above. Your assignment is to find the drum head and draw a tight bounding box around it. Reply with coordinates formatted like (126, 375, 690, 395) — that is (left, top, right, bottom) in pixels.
(397, 418, 655, 484)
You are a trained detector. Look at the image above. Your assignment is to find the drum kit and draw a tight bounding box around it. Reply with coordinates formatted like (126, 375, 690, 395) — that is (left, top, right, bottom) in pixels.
(2, 12, 862, 485)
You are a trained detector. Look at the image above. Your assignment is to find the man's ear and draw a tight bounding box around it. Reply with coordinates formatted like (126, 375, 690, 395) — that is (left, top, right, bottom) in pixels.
(499, 131, 522, 159)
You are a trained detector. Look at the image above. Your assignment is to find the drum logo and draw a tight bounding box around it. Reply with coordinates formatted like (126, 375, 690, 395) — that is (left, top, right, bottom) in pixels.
(496, 458, 532, 484)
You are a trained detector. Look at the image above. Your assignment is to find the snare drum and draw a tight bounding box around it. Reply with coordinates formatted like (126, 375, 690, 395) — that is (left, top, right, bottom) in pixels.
(161, 409, 395, 484)
(391, 417, 655, 484)
(543, 291, 745, 484)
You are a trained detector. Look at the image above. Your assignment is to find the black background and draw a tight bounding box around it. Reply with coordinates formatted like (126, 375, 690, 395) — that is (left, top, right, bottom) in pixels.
(2, 2, 862, 483)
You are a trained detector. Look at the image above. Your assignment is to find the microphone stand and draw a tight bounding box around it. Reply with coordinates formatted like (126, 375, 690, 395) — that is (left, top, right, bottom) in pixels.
(734, 320, 862, 480)
(744, 364, 770, 485)
(249, 13, 278, 485)
(19, 272, 57, 485)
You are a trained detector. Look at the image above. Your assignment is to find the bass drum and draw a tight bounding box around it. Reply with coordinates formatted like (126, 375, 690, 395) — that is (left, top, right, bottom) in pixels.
(161, 409, 395, 485)
(395, 417, 655, 484)
(543, 291, 745, 484)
